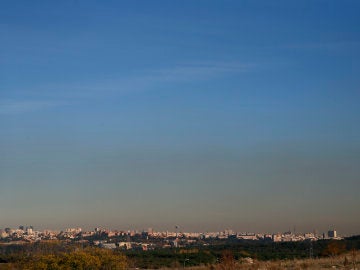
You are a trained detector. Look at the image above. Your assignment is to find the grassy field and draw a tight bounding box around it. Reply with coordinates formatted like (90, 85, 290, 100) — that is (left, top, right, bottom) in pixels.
(158, 250, 359, 270)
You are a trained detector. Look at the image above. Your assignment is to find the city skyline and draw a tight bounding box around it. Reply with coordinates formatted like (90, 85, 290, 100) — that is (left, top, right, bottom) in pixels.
(1, 1, 360, 235)
(0, 224, 343, 238)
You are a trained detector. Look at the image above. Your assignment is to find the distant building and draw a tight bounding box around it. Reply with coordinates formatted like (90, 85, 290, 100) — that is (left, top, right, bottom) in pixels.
(328, 230, 337, 238)
(65, 228, 82, 234)
(0, 230, 8, 238)
(100, 243, 116, 249)
(237, 233, 257, 240)
(272, 234, 282, 242)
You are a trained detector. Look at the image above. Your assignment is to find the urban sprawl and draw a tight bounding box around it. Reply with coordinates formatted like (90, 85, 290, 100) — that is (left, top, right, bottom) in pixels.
(0, 226, 341, 251)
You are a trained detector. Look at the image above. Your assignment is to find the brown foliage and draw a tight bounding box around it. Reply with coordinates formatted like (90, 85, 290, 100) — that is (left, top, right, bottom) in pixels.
(16, 247, 127, 270)
(216, 250, 236, 270)
(322, 240, 346, 257)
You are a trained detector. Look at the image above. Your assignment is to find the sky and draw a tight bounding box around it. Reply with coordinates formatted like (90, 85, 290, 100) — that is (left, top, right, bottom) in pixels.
(1, 0, 360, 234)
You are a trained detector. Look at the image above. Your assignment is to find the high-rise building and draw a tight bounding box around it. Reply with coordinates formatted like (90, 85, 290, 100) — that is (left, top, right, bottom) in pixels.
(328, 230, 337, 238)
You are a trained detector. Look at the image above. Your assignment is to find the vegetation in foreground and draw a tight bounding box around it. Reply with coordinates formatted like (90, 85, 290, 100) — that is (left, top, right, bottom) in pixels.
(158, 249, 359, 269)
(0, 242, 127, 270)
(124, 236, 360, 268)
(0, 236, 358, 269)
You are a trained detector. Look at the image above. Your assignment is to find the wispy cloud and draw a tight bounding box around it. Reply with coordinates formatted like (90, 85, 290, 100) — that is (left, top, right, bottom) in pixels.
(285, 41, 360, 51)
(146, 62, 254, 82)
(0, 100, 63, 115)
(2, 61, 256, 112)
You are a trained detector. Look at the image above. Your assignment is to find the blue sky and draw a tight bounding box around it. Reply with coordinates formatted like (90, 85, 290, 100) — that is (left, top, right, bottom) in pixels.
(1, 0, 360, 234)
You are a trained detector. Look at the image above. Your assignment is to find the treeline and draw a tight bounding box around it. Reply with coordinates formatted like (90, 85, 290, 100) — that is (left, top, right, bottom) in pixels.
(125, 236, 360, 268)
